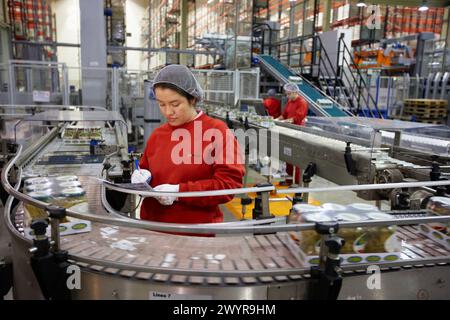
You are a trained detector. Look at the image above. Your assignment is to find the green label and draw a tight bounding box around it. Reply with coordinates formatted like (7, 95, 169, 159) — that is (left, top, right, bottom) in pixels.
(384, 254, 399, 261)
(347, 256, 363, 263)
(72, 223, 87, 230)
(432, 231, 444, 240)
(366, 255, 381, 262)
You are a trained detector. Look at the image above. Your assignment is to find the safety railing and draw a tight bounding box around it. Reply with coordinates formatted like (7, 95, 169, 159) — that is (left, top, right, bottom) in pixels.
(336, 35, 383, 118)
(0, 60, 260, 110)
(265, 34, 384, 118)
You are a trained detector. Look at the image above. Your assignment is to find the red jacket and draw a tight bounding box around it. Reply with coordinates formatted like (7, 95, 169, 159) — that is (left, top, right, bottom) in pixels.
(263, 97, 281, 118)
(139, 112, 245, 224)
(283, 96, 308, 125)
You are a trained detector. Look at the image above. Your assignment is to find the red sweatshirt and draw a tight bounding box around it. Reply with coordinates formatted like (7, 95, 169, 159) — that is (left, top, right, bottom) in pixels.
(263, 97, 281, 118)
(283, 96, 308, 125)
(139, 112, 245, 224)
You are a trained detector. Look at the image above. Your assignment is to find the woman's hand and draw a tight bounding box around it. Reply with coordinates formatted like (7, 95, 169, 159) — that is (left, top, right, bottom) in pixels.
(153, 184, 179, 206)
(131, 169, 152, 184)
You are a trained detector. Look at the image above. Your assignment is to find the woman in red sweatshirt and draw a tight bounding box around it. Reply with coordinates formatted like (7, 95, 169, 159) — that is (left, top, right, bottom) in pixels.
(132, 64, 245, 225)
(277, 83, 308, 185)
(263, 88, 281, 118)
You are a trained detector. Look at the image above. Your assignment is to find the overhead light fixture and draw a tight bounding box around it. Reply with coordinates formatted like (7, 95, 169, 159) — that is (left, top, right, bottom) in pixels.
(418, 1, 429, 11)
(356, 1, 366, 7)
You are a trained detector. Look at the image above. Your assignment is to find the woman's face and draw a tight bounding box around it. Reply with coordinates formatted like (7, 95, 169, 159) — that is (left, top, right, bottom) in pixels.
(286, 91, 299, 101)
(154, 87, 197, 126)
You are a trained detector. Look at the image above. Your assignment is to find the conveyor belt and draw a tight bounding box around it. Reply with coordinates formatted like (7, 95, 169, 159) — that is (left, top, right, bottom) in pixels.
(21, 126, 123, 177)
(12, 176, 309, 285)
(3, 119, 450, 299)
(11, 176, 450, 286)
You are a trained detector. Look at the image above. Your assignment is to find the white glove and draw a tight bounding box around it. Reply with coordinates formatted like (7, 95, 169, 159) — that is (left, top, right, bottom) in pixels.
(153, 184, 179, 206)
(131, 169, 152, 184)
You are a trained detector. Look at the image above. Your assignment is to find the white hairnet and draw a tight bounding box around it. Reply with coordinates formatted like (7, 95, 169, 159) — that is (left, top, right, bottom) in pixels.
(152, 64, 204, 101)
(283, 83, 300, 93)
(267, 88, 276, 97)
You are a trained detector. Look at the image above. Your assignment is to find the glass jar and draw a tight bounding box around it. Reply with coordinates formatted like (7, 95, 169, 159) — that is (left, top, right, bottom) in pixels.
(426, 197, 450, 234)
(297, 212, 333, 255)
(335, 212, 366, 254)
(363, 212, 398, 253)
(55, 187, 86, 209)
(289, 203, 322, 224)
(24, 190, 52, 222)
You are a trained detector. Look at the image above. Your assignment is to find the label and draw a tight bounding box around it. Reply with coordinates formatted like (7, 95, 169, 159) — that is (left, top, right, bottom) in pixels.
(32, 90, 50, 102)
(149, 291, 212, 300)
(283, 147, 292, 157)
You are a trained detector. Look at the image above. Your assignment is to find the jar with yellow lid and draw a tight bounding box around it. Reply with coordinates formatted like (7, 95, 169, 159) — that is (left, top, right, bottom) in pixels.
(296, 212, 334, 255)
(334, 212, 366, 254)
(24, 190, 52, 223)
(53, 187, 86, 209)
(363, 212, 398, 253)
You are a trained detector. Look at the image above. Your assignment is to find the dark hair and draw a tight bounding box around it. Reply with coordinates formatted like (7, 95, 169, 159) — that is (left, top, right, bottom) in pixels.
(153, 82, 196, 104)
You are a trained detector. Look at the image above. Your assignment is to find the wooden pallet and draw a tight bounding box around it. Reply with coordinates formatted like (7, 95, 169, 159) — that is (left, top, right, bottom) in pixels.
(404, 109, 447, 118)
(404, 99, 448, 107)
(402, 99, 448, 121)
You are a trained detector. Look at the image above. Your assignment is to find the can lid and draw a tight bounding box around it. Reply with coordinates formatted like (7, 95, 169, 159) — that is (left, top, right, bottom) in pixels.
(335, 213, 365, 221)
(429, 196, 450, 204)
(28, 189, 52, 199)
(322, 203, 347, 211)
(367, 212, 394, 220)
(25, 177, 50, 185)
(55, 175, 78, 182)
(347, 203, 378, 211)
(303, 212, 333, 222)
(59, 181, 82, 188)
(61, 187, 85, 197)
(292, 203, 321, 213)
(26, 183, 51, 192)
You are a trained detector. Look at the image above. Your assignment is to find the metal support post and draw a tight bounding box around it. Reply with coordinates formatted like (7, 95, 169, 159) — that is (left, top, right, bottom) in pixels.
(111, 67, 119, 112)
(29, 219, 71, 300)
(252, 183, 273, 220)
(62, 63, 69, 106)
(8, 62, 15, 106)
(302, 162, 317, 203)
(309, 221, 344, 300)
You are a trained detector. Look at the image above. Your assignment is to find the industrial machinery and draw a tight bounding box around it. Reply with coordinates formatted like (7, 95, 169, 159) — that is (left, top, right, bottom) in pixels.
(353, 44, 414, 71)
(1, 105, 450, 300)
(204, 101, 450, 208)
